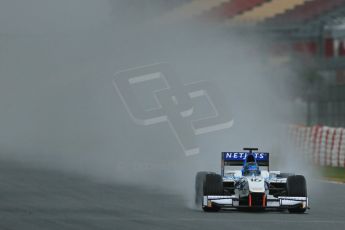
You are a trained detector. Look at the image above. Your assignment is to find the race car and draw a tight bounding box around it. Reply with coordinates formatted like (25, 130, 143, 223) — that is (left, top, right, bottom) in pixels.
(195, 148, 308, 213)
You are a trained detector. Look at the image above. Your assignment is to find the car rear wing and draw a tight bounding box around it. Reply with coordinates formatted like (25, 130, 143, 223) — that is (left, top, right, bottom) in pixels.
(221, 152, 270, 176)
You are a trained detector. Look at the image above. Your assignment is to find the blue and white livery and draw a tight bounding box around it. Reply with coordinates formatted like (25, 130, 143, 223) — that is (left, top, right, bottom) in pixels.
(195, 148, 309, 213)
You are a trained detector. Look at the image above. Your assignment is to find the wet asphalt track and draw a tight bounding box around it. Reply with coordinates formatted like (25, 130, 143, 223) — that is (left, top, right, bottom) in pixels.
(0, 161, 344, 230)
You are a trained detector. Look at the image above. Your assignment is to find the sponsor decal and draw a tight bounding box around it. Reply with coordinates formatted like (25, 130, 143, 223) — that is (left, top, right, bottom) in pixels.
(223, 152, 269, 161)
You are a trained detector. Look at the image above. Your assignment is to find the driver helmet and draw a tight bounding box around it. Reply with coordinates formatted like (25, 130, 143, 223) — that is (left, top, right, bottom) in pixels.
(242, 162, 261, 176)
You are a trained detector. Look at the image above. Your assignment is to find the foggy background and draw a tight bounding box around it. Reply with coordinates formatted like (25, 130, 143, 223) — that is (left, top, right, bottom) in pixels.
(0, 0, 311, 205)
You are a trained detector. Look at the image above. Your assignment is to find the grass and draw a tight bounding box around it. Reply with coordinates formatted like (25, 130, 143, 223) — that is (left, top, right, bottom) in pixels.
(319, 166, 345, 182)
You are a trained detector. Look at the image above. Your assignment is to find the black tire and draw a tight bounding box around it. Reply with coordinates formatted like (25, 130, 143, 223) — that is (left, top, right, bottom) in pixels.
(203, 174, 223, 195)
(202, 173, 223, 212)
(195, 171, 210, 205)
(286, 175, 307, 213)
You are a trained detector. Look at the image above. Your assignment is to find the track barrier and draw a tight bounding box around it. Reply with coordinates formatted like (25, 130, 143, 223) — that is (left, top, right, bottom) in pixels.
(290, 125, 345, 167)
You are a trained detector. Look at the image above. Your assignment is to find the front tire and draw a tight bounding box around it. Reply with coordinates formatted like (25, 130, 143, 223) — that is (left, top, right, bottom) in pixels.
(286, 175, 307, 213)
(195, 172, 223, 212)
(202, 173, 223, 212)
(195, 171, 209, 206)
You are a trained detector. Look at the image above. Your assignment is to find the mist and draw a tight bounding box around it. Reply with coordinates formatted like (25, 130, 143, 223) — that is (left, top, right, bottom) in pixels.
(0, 0, 311, 207)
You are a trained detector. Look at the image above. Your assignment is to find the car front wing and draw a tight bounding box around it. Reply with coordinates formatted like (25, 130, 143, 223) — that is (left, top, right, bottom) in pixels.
(203, 195, 308, 210)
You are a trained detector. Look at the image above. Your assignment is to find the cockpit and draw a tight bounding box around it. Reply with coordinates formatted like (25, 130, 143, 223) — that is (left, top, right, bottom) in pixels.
(242, 154, 261, 176)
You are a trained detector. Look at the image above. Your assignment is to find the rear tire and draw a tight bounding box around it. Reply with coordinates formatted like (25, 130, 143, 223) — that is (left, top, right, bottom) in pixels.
(286, 175, 307, 213)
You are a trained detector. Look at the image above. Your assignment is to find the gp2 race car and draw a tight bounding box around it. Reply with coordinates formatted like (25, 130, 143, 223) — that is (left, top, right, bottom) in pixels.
(195, 148, 308, 213)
